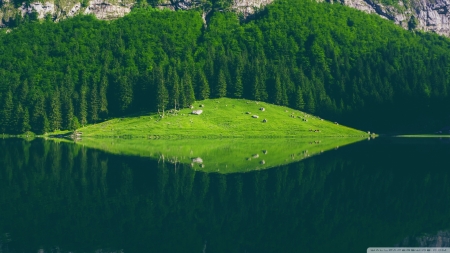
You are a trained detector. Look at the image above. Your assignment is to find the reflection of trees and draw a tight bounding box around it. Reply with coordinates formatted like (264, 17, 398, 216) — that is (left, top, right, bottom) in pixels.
(1, 139, 450, 252)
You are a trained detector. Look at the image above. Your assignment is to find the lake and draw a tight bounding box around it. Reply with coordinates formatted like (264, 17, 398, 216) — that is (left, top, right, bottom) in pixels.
(1, 137, 450, 252)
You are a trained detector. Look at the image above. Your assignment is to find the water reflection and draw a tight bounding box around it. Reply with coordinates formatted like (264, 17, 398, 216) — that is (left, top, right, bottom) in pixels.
(67, 137, 365, 173)
(0, 138, 450, 252)
(396, 230, 450, 247)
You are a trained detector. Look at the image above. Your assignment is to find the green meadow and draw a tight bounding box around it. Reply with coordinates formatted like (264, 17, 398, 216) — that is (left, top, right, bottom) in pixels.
(72, 98, 369, 138)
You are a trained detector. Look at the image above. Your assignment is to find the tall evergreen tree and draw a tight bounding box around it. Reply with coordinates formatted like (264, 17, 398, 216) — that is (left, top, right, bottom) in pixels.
(215, 70, 227, 98)
(168, 67, 180, 110)
(99, 74, 109, 118)
(49, 89, 62, 131)
(79, 77, 88, 126)
(62, 94, 74, 130)
(11, 103, 22, 132)
(19, 79, 29, 105)
(118, 74, 133, 113)
(0, 90, 13, 133)
(196, 70, 210, 100)
(20, 105, 31, 133)
(31, 96, 49, 134)
(233, 63, 244, 98)
(306, 90, 316, 114)
(89, 82, 99, 123)
(295, 87, 305, 110)
(273, 74, 283, 105)
(182, 72, 195, 107)
(155, 67, 169, 114)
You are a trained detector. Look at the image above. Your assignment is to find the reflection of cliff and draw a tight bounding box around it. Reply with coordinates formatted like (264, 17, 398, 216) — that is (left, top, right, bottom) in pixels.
(396, 230, 450, 247)
(1, 139, 450, 252)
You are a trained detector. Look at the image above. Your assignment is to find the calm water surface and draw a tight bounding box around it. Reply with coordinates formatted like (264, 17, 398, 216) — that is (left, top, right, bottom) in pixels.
(1, 137, 450, 252)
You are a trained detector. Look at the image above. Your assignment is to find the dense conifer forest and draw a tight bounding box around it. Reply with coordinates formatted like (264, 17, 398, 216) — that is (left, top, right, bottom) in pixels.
(1, 0, 450, 134)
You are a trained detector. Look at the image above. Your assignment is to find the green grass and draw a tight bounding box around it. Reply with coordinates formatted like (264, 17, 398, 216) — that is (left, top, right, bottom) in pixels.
(59, 137, 367, 173)
(71, 98, 369, 138)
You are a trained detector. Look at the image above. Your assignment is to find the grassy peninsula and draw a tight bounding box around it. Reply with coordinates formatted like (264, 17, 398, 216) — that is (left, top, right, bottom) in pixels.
(68, 98, 368, 138)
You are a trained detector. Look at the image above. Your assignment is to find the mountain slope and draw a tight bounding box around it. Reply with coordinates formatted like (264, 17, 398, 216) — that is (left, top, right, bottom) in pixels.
(1, 0, 450, 135)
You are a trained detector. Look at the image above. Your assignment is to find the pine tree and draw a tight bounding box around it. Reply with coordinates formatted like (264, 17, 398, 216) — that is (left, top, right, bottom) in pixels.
(196, 70, 210, 100)
(306, 90, 316, 114)
(216, 69, 227, 98)
(179, 90, 187, 109)
(89, 83, 99, 123)
(32, 96, 49, 134)
(99, 74, 108, 118)
(295, 87, 305, 110)
(19, 79, 29, 105)
(273, 74, 282, 105)
(21, 106, 31, 133)
(0, 90, 13, 133)
(49, 89, 62, 131)
(62, 95, 74, 130)
(233, 63, 244, 98)
(61, 72, 75, 130)
(252, 76, 261, 101)
(182, 72, 195, 107)
(79, 78, 88, 126)
(11, 104, 22, 132)
(155, 67, 169, 115)
(118, 75, 133, 113)
(281, 80, 290, 106)
(168, 67, 180, 110)
(71, 116, 80, 130)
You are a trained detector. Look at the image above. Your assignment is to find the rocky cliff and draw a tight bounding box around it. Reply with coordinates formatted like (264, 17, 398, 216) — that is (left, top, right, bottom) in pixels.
(341, 0, 450, 36)
(0, 0, 133, 27)
(1, 0, 450, 37)
(0, 0, 273, 27)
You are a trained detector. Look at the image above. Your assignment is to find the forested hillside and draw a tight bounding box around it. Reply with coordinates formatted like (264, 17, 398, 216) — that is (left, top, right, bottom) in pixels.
(1, 0, 450, 134)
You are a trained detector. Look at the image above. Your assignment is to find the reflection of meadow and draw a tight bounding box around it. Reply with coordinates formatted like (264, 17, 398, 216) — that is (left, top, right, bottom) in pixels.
(70, 137, 365, 173)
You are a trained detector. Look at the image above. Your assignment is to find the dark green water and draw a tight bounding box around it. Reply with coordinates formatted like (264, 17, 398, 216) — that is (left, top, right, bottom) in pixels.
(1, 137, 450, 252)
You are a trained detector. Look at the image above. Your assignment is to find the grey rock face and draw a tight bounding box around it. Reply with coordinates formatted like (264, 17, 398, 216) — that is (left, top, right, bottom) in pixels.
(84, 0, 131, 19)
(342, 0, 450, 36)
(232, 0, 274, 16)
(19, 2, 55, 19)
(0, 0, 133, 27)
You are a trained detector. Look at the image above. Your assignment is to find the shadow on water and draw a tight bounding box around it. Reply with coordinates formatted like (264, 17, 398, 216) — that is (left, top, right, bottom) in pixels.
(0, 137, 450, 252)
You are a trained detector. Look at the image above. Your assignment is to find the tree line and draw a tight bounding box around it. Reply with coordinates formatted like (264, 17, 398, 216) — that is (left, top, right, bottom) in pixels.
(1, 0, 450, 134)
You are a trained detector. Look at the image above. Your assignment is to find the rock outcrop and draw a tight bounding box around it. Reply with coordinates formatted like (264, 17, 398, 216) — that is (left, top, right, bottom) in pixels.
(84, 0, 131, 19)
(341, 0, 450, 36)
(0, 0, 133, 27)
(2, 0, 450, 37)
(232, 0, 273, 16)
